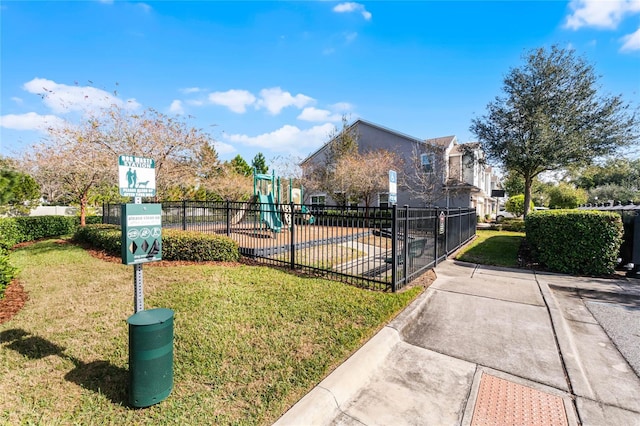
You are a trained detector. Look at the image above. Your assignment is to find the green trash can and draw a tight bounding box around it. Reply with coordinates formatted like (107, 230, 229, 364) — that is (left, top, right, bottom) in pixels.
(127, 308, 174, 408)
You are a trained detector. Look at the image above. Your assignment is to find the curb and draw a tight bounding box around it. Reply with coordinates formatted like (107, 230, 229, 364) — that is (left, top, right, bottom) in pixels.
(273, 326, 401, 425)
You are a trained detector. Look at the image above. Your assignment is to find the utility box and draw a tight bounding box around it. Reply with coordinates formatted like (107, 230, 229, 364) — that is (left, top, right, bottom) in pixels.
(127, 308, 174, 408)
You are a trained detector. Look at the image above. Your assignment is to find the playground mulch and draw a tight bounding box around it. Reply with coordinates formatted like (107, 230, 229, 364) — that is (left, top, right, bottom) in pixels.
(228, 225, 377, 248)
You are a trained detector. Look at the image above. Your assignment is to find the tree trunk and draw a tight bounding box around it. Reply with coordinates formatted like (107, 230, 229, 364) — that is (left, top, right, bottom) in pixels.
(523, 174, 533, 219)
(79, 194, 88, 227)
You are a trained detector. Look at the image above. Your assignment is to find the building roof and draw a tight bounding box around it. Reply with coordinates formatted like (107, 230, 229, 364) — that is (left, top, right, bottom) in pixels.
(300, 118, 457, 165)
(425, 135, 456, 148)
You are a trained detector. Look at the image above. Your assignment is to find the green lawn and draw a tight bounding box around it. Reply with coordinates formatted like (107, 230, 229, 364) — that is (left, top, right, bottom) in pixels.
(455, 229, 525, 267)
(0, 239, 422, 425)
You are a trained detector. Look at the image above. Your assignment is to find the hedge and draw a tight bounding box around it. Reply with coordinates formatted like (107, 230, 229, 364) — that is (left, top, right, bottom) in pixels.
(73, 225, 240, 262)
(525, 210, 623, 276)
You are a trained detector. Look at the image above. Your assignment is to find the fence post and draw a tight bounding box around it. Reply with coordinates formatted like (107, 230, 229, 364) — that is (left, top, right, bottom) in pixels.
(458, 207, 462, 250)
(402, 205, 409, 288)
(434, 209, 439, 265)
(226, 200, 231, 237)
(181, 201, 187, 231)
(391, 204, 397, 292)
(290, 202, 296, 270)
(103, 202, 107, 224)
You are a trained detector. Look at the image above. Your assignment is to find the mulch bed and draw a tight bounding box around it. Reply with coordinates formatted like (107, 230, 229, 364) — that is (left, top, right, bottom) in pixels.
(0, 280, 28, 325)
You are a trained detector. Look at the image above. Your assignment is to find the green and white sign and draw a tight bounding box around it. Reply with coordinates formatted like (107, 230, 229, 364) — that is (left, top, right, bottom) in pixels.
(119, 155, 156, 197)
(121, 203, 162, 265)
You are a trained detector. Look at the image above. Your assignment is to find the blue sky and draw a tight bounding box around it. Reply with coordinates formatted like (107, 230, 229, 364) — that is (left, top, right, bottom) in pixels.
(1, 0, 639, 169)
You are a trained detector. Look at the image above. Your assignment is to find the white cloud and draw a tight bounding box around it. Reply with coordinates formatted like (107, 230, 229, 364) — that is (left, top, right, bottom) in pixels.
(186, 99, 205, 107)
(565, 0, 639, 29)
(330, 102, 354, 111)
(213, 141, 236, 155)
(257, 87, 314, 115)
(621, 27, 640, 51)
(11, 97, 23, 105)
(333, 2, 372, 20)
(169, 100, 184, 115)
(180, 87, 203, 94)
(224, 123, 335, 155)
(0, 112, 66, 132)
(22, 78, 140, 115)
(208, 89, 256, 113)
(297, 107, 342, 122)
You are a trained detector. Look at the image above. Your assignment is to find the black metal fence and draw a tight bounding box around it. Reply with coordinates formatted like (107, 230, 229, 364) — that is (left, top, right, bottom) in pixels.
(104, 201, 477, 291)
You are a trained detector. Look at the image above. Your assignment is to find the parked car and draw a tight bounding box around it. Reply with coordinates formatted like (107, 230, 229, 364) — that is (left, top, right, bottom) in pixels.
(496, 210, 515, 222)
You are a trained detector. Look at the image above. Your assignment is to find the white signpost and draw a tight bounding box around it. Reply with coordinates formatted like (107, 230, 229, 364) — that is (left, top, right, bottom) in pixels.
(389, 170, 397, 205)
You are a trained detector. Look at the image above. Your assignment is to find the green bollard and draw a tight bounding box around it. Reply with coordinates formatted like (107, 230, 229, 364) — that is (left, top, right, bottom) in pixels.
(127, 308, 174, 408)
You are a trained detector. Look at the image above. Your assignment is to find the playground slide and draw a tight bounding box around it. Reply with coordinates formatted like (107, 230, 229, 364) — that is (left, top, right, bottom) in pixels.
(300, 204, 315, 224)
(258, 193, 283, 232)
(230, 200, 252, 225)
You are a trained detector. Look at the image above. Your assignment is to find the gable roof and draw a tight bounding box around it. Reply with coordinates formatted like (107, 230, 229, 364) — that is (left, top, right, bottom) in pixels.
(425, 135, 457, 149)
(300, 118, 456, 165)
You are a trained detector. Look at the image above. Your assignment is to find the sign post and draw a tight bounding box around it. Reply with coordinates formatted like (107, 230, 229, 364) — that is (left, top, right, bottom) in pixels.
(389, 170, 397, 206)
(118, 155, 160, 313)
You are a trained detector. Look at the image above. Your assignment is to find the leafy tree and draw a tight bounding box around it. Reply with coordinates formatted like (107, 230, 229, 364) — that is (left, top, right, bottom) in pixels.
(196, 142, 222, 180)
(470, 45, 639, 217)
(505, 194, 533, 217)
(252, 152, 268, 175)
(325, 115, 359, 166)
(0, 163, 41, 216)
(588, 184, 639, 205)
(571, 158, 640, 190)
(547, 183, 587, 209)
(229, 155, 252, 177)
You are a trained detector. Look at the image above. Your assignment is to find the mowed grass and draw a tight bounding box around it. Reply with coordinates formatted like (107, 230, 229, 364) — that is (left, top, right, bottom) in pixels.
(0, 239, 422, 425)
(455, 229, 525, 267)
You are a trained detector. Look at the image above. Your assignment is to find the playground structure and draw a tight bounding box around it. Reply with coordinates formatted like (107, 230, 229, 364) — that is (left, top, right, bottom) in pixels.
(231, 170, 314, 233)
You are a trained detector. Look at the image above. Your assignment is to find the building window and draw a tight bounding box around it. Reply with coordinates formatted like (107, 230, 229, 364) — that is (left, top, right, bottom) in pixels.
(379, 193, 389, 208)
(311, 195, 325, 206)
(420, 153, 433, 173)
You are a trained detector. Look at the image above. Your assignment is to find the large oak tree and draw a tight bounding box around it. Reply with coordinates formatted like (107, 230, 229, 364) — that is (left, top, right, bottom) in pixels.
(470, 45, 639, 217)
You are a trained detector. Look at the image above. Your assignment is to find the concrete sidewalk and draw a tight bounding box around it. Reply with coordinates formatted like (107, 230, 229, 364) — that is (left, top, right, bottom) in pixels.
(274, 260, 640, 426)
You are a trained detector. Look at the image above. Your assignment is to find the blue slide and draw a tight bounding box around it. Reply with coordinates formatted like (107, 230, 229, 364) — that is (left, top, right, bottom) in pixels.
(258, 193, 283, 232)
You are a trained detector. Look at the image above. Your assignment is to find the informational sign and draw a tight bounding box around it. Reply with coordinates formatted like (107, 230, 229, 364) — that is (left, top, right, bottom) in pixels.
(439, 211, 446, 235)
(491, 189, 506, 198)
(119, 155, 156, 198)
(121, 203, 162, 265)
(389, 170, 397, 205)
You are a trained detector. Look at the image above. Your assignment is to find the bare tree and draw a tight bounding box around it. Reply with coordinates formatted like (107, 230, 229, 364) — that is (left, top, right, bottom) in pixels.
(404, 142, 448, 207)
(23, 104, 215, 224)
(332, 149, 402, 208)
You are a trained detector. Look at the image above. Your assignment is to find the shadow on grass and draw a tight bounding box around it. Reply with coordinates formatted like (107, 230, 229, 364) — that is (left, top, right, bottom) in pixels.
(0, 328, 128, 405)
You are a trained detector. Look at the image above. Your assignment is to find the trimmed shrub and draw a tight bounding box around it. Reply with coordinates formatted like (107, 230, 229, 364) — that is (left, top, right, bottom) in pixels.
(0, 218, 22, 249)
(0, 247, 18, 299)
(73, 224, 122, 254)
(525, 210, 623, 276)
(0, 215, 100, 248)
(162, 229, 239, 262)
(500, 218, 526, 232)
(73, 225, 240, 262)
